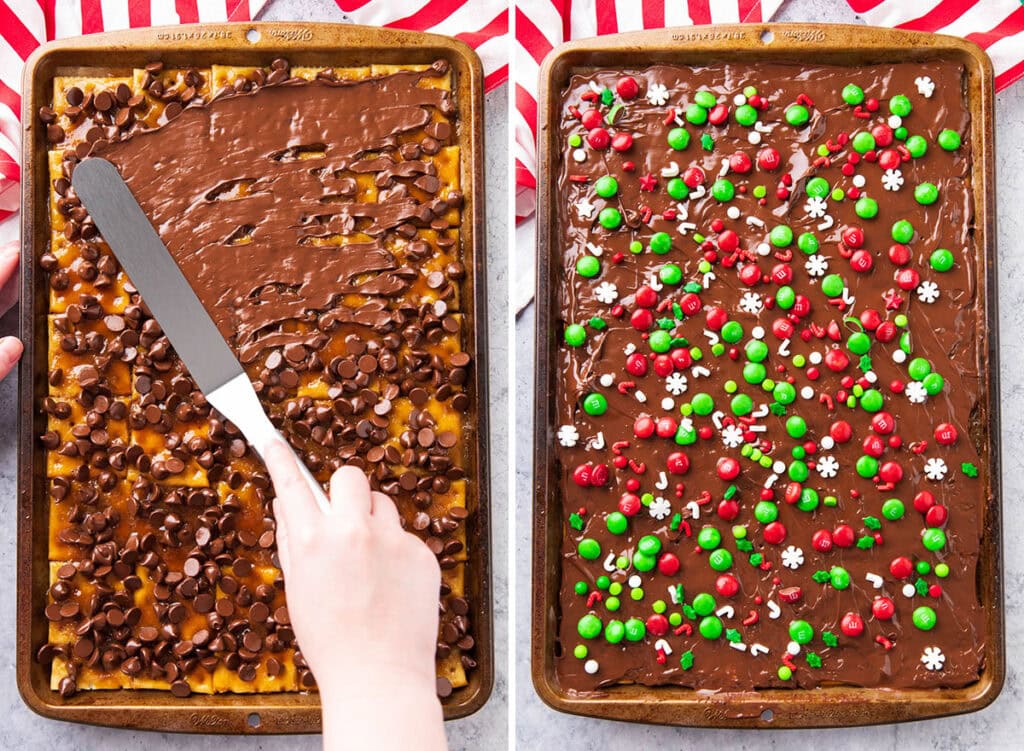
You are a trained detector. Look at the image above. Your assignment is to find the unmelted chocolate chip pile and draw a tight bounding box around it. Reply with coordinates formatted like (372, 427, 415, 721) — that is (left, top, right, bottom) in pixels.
(38, 58, 477, 698)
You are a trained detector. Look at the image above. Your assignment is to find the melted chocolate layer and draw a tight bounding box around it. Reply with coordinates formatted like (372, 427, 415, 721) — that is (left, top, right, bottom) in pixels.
(554, 62, 987, 694)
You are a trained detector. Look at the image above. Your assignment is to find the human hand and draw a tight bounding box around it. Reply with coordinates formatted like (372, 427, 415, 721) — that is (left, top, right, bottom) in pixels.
(263, 440, 447, 751)
(0, 241, 22, 380)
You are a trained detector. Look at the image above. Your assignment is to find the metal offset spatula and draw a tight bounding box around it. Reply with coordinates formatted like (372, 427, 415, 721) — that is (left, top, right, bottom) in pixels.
(72, 157, 332, 513)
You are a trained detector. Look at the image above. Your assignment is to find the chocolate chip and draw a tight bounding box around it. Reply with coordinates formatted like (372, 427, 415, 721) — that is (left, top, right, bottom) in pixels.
(170, 680, 191, 698)
(436, 676, 453, 698)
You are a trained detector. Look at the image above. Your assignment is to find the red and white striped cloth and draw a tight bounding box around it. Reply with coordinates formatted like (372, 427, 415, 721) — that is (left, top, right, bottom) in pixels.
(335, 0, 508, 90)
(0, 0, 508, 228)
(849, 0, 1024, 91)
(513, 0, 1024, 310)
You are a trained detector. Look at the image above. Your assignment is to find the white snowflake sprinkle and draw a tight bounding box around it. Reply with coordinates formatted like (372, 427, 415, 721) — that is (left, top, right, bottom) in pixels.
(915, 76, 936, 98)
(665, 372, 689, 396)
(917, 280, 940, 304)
(882, 169, 904, 191)
(576, 200, 595, 219)
(781, 546, 805, 570)
(594, 281, 618, 304)
(804, 196, 828, 218)
(906, 381, 928, 404)
(721, 424, 745, 449)
(739, 291, 764, 314)
(805, 254, 829, 277)
(557, 425, 579, 448)
(921, 646, 945, 671)
(817, 455, 839, 479)
(646, 83, 669, 106)
(924, 457, 948, 481)
(649, 496, 672, 520)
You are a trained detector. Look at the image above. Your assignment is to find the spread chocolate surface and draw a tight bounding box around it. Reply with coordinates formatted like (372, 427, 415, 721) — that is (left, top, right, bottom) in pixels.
(553, 62, 988, 694)
(38, 59, 477, 700)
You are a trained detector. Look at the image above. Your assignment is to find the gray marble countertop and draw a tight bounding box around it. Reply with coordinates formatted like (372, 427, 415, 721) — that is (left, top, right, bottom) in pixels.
(0, 0, 508, 748)
(515, 1, 1024, 749)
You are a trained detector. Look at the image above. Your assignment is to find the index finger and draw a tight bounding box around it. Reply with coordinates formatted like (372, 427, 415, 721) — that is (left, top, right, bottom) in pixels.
(264, 439, 322, 533)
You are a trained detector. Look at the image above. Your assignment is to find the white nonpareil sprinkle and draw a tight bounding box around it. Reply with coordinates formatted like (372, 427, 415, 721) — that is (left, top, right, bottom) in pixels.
(751, 326, 766, 340)
(903, 583, 917, 598)
(756, 242, 771, 256)
(893, 349, 907, 364)
(628, 575, 642, 588)
(809, 351, 823, 365)
(787, 641, 801, 656)
(864, 371, 878, 383)
(661, 397, 675, 411)
(888, 114, 903, 129)
(800, 386, 815, 400)
(727, 206, 741, 220)
(572, 148, 587, 163)
(852, 174, 866, 188)
(748, 131, 762, 145)
(820, 436, 835, 450)
(733, 93, 747, 106)
(584, 659, 599, 674)
(772, 461, 786, 474)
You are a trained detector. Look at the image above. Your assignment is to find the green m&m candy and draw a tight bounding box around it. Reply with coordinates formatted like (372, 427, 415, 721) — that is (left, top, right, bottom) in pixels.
(583, 392, 608, 415)
(906, 134, 928, 158)
(908, 357, 932, 380)
(770, 225, 794, 247)
(708, 549, 733, 571)
(938, 129, 961, 151)
(922, 527, 946, 551)
(842, 84, 865, 105)
(855, 197, 879, 219)
(773, 382, 796, 405)
(632, 551, 656, 571)
(692, 592, 716, 617)
(564, 323, 586, 346)
(745, 339, 769, 363)
(889, 94, 912, 117)
(821, 274, 845, 298)
(912, 606, 937, 631)
(699, 616, 723, 639)
(578, 538, 601, 560)
(930, 248, 955, 272)
(860, 388, 884, 412)
(789, 619, 814, 644)
(594, 175, 619, 198)
(806, 177, 830, 198)
(712, 178, 735, 202)
(598, 207, 622, 229)
(624, 617, 647, 641)
(650, 231, 672, 254)
(574, 581, 588, 595)
(660, 263, 683, 285)
(667, 127, 691, 150)
(915, 182, 939, 205)
(686, 103, 708, 125)
(604, 619, 626, 644)
(606, 511, 628, 535)
(882, 498, 906, 520)
(731, 393, 753, 416)
(721, 320, 744, 343)
(694, 90, 717, 109)
(576, 255, 600, 278)
(797, 488, 819, 512)
(847, 331, 871, 355)
(786, 415, 807, 438)
(691, 392, 715, 415)
(577, 613, 602, 639)
(856, 455, 879, 478)
(797, 232, 819, 255)
(785, 104, 810, 127)
(754, 501, 779, 524)
(788, 460, 809, 483)
(830, 566, 851, 590)
(892, 219, 915, 243)
(923, 372, 944, 395)
(667, 177, 690, 200)
(637, 534, 662, 556)
(697, 526, 722, 550)
(743, 362, 766, 384)
(852, 131, 876, 154)
(735, 104, 758, 126)
(649, 330, 672, 352)
(776, 285, 796, 309)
